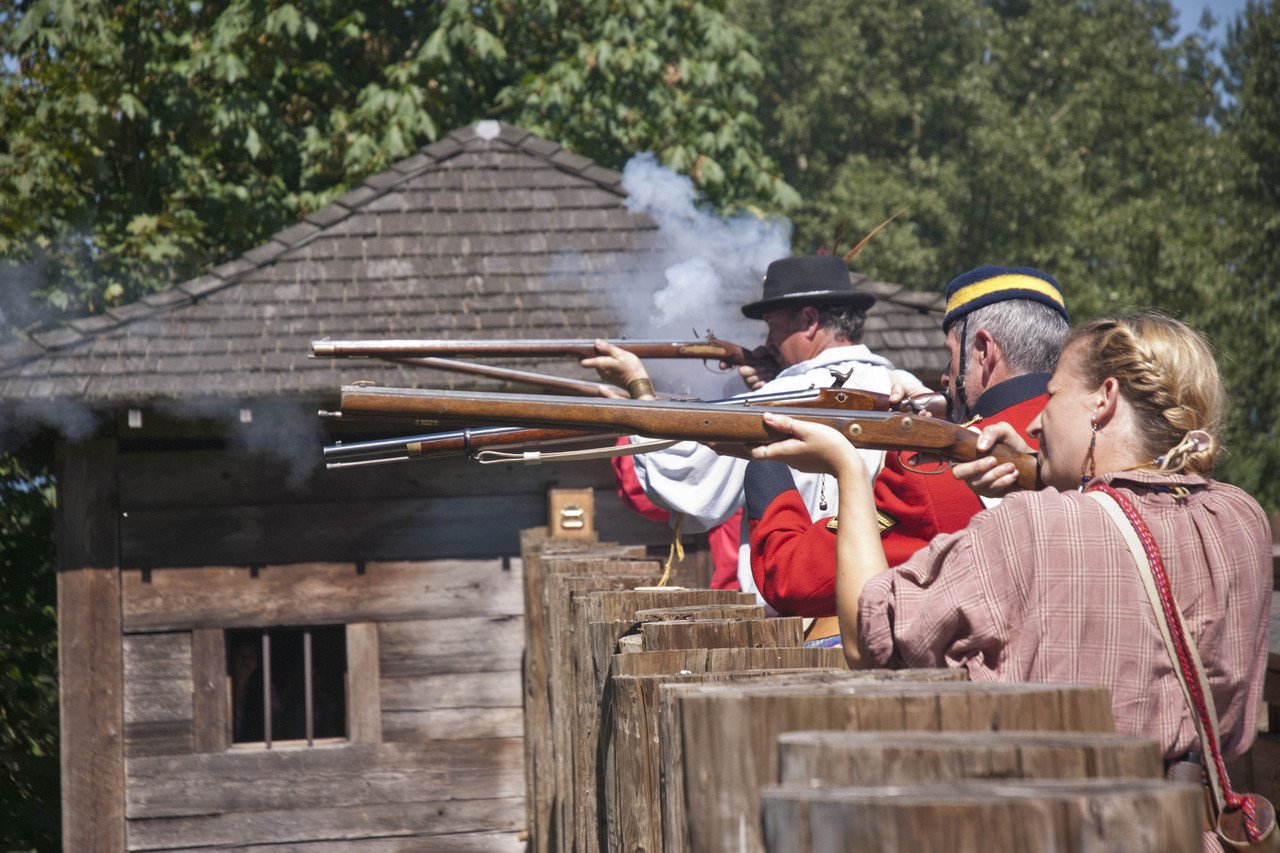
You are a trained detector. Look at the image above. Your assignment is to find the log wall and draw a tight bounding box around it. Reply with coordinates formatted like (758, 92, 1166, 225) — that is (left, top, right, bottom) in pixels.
(96, 433, 697, 850)
(119, 557, 528, 851)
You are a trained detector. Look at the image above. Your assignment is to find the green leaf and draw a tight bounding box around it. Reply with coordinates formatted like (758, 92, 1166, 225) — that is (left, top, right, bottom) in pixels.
(117, 93, 146, 120)
(245, 126, 262, 158)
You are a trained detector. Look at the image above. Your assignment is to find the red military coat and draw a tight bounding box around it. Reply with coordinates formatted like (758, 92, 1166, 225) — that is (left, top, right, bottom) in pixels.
(744, 374, 1050, 616)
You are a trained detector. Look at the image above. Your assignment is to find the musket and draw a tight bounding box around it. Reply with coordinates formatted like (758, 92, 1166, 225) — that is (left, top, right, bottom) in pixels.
(386, 356, 625, 397)
(324, 426, 619, 468)
(311, 334, 770, 367)
(334, 386, 1039, 488)
(322, 385, 942, 468)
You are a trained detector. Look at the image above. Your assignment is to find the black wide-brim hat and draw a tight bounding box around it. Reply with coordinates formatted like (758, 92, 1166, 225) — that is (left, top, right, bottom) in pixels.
(741, 255, 876, 320)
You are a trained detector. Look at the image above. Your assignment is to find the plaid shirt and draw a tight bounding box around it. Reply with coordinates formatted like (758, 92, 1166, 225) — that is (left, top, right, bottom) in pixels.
(859, 470, 1272, 759)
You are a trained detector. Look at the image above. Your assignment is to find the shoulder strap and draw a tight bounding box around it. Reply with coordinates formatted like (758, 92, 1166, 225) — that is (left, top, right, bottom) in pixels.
(1085, 488, 1228, 812)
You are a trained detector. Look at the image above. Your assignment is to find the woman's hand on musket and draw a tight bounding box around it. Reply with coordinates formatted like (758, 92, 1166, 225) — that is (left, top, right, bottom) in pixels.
(951, 422, 1036, 498)
(582, 340, 656, 399)
(747, 412, 867, 479)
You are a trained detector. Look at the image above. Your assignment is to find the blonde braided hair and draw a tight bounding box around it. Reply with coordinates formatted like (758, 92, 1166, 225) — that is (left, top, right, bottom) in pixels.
(1064, 311, 1225, 475)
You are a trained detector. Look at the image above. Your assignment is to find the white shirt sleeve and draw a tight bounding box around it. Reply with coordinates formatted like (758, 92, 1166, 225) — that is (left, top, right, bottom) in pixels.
(630, 439, 746, 533)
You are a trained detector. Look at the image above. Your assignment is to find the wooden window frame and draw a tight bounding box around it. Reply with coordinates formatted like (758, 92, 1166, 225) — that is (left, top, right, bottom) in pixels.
(191, 622, 381, 752)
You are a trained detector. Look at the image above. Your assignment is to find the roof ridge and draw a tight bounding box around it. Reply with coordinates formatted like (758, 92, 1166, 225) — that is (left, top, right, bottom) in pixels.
(0, 121, 623, 371)
(473, 120, 625, 196)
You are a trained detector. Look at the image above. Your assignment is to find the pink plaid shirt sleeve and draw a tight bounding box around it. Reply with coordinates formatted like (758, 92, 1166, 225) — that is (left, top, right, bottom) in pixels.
(859, 470, 1272, 759)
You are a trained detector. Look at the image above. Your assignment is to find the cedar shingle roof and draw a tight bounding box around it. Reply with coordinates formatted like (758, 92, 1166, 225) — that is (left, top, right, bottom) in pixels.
(0, 122, 946, 405)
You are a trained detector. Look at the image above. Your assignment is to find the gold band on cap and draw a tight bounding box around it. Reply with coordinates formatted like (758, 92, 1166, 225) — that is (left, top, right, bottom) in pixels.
(945, 273, 1066, 316)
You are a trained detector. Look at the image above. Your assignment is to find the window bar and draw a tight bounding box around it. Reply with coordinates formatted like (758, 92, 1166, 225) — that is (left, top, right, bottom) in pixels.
(262, 632, 272, 749)
(304, 629, 314, 745)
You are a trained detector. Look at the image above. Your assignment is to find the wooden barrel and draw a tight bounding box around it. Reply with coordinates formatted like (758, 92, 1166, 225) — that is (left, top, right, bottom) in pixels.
(611, 646, 846, 677)
(659, 680, 1115, 853)
(637, 617, 804, 651)
(519, 530, 663, 853)
(761, 778, 1203, 853)
(567, 590, 758, 853)
(606, 661, 852, 853)
(777, 730, 1161, 787)
(632, 603, 765, 622)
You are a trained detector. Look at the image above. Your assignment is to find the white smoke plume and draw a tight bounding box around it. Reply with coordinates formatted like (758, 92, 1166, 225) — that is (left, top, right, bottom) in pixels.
(152, 397, 325, 491)
(0, 399, 104, 453)
(605, 153, 793, 397)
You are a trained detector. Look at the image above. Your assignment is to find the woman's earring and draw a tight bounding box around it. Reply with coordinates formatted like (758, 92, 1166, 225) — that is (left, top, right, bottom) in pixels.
(1078, 421, 1098, 489)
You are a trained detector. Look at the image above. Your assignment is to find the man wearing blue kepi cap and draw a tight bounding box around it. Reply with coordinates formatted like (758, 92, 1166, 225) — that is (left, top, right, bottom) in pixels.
(940, 265, 1069, 424)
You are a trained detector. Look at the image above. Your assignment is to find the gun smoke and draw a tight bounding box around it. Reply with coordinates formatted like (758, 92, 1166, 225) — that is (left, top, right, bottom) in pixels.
(607, 153, 792, 397)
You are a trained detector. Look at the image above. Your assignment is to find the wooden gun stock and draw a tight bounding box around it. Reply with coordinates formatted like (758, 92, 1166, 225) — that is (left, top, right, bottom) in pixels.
(335, 386, 1039, 488)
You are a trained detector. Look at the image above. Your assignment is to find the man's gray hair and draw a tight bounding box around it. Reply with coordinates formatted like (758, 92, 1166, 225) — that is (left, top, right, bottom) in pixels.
(962, 299, 1068, 374)
(816, 305, 867, 343)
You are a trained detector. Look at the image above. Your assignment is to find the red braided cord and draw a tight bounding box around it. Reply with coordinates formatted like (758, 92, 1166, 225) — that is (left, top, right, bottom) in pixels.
(1087, 482, 1262, 842)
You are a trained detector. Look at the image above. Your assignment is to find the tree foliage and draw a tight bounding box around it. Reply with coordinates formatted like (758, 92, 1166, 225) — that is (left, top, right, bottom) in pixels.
(496, 0, 798, 212)
(0, 0, 793, 328)
(728, 0, 1280, 509)
(1216, 0, 1280, 504)
(0, 452, 58, 852)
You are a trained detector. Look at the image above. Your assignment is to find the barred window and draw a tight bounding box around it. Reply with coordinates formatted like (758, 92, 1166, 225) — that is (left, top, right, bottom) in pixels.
(226, 625, 347, 746)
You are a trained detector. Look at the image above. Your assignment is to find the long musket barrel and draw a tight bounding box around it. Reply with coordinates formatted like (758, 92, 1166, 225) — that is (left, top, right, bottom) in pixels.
(312, 336, 749, 363)
(336, 386, 1038, 488)
(322, 385, 945, 467)
(327, 347, 945, 416)
(324, 425, 620, 468)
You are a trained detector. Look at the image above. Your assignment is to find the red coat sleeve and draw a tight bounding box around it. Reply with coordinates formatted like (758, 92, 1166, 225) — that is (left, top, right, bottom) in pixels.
(744, 461, 838, 617)
(874, 452, 983, 566)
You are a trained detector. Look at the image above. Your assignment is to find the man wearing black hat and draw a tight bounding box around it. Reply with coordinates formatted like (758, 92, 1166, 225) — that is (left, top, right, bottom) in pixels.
(586, 255, 918, 610)
(740, 265, 1070, 637)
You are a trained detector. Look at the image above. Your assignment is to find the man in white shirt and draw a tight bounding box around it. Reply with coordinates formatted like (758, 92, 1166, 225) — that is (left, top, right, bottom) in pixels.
(585, 255, 918, 608)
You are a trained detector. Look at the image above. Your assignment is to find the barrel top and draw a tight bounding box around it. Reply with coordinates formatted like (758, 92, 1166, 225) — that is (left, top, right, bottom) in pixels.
(632, 603, 766, 620)
(660, 675, 1109, 701)
(763, 777, 1199, 804)
(613, 667, 849, 685)
(776, 730, 1157, 749)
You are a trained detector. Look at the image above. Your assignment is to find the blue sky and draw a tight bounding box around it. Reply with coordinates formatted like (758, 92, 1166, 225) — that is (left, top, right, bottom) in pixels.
(1170, 0, 1252, 46)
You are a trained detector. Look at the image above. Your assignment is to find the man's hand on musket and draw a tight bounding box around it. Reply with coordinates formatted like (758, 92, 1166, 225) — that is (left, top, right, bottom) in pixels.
(730, 344, 780, 391)
(581, 340, 657, 400)
(886, 374, 934, 410)
(950, 422, 1036, 498)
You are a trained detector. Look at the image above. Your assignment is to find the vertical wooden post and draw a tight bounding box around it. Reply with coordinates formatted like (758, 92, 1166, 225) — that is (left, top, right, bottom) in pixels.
(191, 628, 229, 752)
(56, 438, 125, 852)
(346, 622, 382, 743)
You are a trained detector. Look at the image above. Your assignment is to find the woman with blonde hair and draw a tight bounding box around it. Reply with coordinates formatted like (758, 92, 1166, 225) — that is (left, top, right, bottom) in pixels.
(748, 310, 1271, 765)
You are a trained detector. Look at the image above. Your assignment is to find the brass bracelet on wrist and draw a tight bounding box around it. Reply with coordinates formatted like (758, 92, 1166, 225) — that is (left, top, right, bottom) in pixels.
(626, 377, 655, 399)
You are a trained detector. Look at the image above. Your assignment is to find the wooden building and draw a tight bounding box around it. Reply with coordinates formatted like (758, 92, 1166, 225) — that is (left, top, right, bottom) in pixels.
(0, 121, 948, 851)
